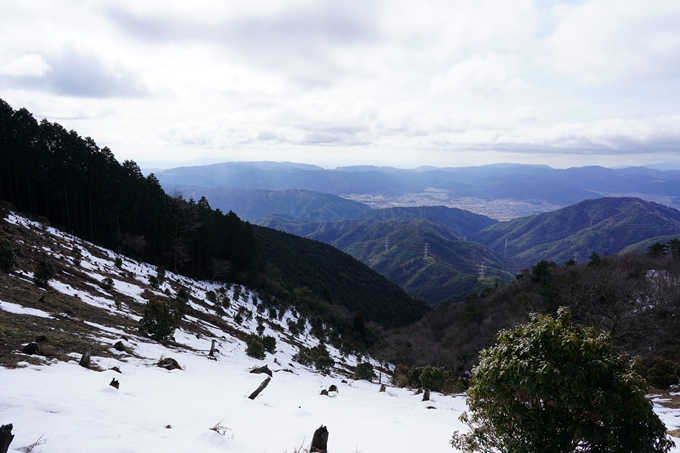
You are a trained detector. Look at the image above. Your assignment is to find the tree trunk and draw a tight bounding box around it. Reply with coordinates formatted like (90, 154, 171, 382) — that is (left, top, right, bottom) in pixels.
(0, 424, 14, 453)
(310, 425, 329, 453)
(248, 376, 271, 400)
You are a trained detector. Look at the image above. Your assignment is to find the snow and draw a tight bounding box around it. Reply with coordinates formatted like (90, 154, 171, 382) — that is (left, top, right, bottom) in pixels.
(0, 299, 52, 318)
(2, 212, 679, 452)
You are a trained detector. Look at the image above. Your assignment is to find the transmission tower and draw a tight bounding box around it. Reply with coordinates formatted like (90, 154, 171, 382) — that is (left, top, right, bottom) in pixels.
(424, 243, 429, 259)
(504, 238, 508, 255)
(385, 237, 389, 251)
(479, 263, 486, 279)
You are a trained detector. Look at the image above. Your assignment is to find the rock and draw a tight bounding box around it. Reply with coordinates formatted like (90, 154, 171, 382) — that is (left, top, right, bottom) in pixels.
(320, 389, 329, 396)
(414, 388, 423, 395)
(310, 425, 329, 453)
(328, 385, 338, 393)
(110, 366, 121, 373)
(35, 335, 48, 343)
(250, 365, 272, 377)
(113, 341, 126, 352)
(379, 384, 386, 393)
(22, 342, 39, 355)
(341, 380, 347, 384)
(426, 406, 437, 409)
(158, 357, 181, 370)
(109, 378, 119, 389)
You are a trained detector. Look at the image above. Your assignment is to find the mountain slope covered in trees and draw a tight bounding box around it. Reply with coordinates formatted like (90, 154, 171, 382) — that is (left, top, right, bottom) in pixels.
(473, 197, 680, 267)
(258, 206, 506, 305)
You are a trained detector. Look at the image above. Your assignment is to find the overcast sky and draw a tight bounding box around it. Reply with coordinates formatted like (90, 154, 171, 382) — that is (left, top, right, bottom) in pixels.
(1, 0, 680, 169)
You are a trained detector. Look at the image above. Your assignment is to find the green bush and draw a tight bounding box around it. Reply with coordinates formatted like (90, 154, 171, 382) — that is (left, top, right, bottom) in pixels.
(0, 239, 17, 273)
(114, 256, 123, 269)
(101, 277, 114, 290)
(140, 297, 181, 341)
(70, 246, 83, 265)
(648, 357, 680, 389)
(293, 344, 335, 374)
(262, 335, 276, 354)
(355, 362, 376, 381)
(245, 334, 265, 359)
(34, 260, 56, 288)
(451, 308, 674, 453)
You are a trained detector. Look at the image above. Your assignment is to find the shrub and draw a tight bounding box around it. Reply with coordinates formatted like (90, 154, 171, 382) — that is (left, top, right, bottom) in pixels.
(101, 277, 114, 290)
(355, 362, 376, 381)
(114, 256, 123, 269)
(245, 334, 265, 359)
(451, 308, 675, 453)
(70, 246, 83, 265)
(262, 335, 276, 354)
(648, 357, 680, 389)
(148, 275, 159, 289)
(294, 344, 335, 374)
(140, 297, 181, 341)
(0, 239, 17, 273)
(34, 260, 56, 288)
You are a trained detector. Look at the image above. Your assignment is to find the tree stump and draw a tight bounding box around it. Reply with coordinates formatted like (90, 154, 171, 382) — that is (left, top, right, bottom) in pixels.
(0, 424, 14, 453)
(379, 384, 386, 392)
(248, 376, 271, 400)
(158, 357, 181, 370)
(22, 342, 39, 355)
(422, 388, 430, 402)
(209, 339, 217, 357)
(109, 378, 120, 389)
(79, 346, 91, 368)
(250, 365, 272, 377)
(310, 425, 328, 453)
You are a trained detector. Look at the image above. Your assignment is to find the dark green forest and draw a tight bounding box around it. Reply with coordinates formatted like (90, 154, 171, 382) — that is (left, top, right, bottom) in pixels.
(253, 225, 430, 328)
(0, 99, 265, 280)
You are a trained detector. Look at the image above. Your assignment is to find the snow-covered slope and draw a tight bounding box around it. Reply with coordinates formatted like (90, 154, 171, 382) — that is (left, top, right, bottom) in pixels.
(0, 213, 678, 452)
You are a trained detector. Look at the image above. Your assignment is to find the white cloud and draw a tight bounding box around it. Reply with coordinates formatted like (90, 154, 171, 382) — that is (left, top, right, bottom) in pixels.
(0, 0, 678, 168)
(548, 0, 680, 84)
(0, 54, 50, 77)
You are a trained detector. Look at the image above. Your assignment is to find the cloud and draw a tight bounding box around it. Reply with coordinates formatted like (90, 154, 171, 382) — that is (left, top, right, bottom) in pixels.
(548, 0, 680, 84)
(0, 49, 146, 98)
(0, 54, 50, 77)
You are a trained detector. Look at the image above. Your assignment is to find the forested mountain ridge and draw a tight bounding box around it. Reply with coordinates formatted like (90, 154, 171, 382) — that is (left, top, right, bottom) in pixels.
(257, 206, 507, 305)
(473, 197, 680, 267)
(253, 226, 431, 327)
(0, 98, 428, 329)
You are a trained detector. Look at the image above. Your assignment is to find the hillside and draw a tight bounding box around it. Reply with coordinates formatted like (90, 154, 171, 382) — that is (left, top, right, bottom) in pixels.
(252, 226, 431, 326)
(0, 212, 466, 452)
(257, 206, 507, 305)
(473, 197, 680, 267)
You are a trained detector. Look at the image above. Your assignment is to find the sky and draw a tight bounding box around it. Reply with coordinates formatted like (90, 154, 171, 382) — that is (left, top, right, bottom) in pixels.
(1, 0, 680, 170)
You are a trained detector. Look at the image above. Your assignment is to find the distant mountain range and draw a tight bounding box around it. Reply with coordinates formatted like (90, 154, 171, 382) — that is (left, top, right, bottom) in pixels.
(154, 162, 680, 217)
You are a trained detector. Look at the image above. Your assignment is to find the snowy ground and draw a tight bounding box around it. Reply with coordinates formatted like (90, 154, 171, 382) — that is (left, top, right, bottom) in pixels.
(1, 213, 679, 452)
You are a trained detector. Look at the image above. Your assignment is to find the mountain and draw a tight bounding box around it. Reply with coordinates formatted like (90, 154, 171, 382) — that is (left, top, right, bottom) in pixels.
(161, 187, 372, 222)
(473, 197, 680, 267)
(257, 206, 507, 305)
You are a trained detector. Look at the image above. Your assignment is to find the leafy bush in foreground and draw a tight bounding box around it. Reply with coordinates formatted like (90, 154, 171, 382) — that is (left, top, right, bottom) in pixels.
(451, 308, 674, 453)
